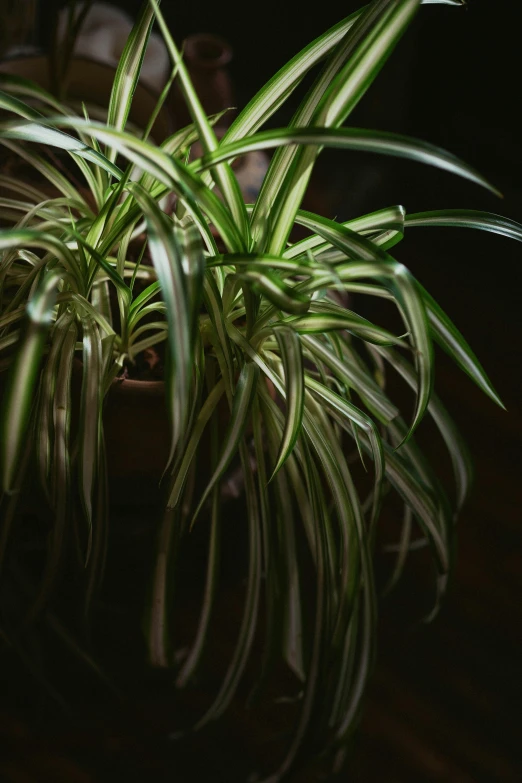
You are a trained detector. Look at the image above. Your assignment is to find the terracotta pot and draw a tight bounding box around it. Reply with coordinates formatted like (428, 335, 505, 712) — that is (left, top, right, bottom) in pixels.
(68, 359, 171, 508)
(71, 358, 238, 509)
(103, 374, 171, 506)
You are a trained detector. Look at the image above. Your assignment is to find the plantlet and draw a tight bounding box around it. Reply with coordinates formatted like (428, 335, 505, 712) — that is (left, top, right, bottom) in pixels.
(0, 0, 520, 779)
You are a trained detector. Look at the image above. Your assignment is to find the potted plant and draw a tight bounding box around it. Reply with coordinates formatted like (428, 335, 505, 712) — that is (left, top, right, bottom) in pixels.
(0, 0, 520, 779)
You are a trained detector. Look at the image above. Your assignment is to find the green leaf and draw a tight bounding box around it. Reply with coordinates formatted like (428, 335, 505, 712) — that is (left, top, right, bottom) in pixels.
(249, 2, 382, 249)
(376, 345, 473, 511)
(291, 214, 432, 440)
(251, 0, 421, 253)
(263, 444, 329, 782)
(284, 205, 406, 259)
(226, 322, 282, 396)
(202, 272, 236, 392)
(300, 333, 399, 425)
(27, 319, 77, 620)
(224, 10, 363, 144)
(176, 373, 222, 688)
(332, 582, 374, 743)
(35, 311, 76, 500)
(381, 505, 413, 595)
(193, 441, 262, 728)
(78, 315, 103, 563)
(208, 251, 317, 277)
(245, 401, 279, 705)
(106, 2, 155, 162)
(405, 209, 522, 241)
(420, 284, 504, 408)
(270, 326, 305, 478)
(279, 308, 407, 347)
(313, 0, 421, 127)
(0, 173, 49, 202)
(0, 89, 44, 120)
(165, 379, 226, 511)
(380, 440, 449, 574)
(0, 139, 86, 205)
(0, 118, 123, 181)
(239, 268, 311, 315)
(85, 429, 109, 618)
(129, 184, 195, 468)
(302, 397, 366, 642)
(422, 0, 465, 5)
(159, 108, 230, 158)
(46, 116, 244, 252)
(191, 126, 498, 197)
(223, 0, 461, 143)
(176, 220, 205, 354)
(129, 281, 162, 318)
(305, 376, 385, 532)
(0, 74, 68, 115)
(0, 270, 61, 492)
(191, 362, 259, 528)
(270, 456, 305, 681)
(148, 0, 250, 247)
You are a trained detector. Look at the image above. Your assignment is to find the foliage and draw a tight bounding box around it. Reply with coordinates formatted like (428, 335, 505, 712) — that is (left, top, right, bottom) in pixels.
(0, 0, 519, 778)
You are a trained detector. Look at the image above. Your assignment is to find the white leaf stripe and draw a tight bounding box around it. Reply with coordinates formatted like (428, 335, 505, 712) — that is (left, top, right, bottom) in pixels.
(107, 3, 155, 162)
(270, 326, 305, 477)
(190, 126, 497, 195)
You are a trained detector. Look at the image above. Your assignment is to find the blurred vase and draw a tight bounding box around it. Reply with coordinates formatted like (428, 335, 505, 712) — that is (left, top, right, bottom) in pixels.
(171, 33, 234, 128)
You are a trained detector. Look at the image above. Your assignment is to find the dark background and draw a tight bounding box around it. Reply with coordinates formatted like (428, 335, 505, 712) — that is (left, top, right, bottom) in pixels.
(3, 1, 521, 780)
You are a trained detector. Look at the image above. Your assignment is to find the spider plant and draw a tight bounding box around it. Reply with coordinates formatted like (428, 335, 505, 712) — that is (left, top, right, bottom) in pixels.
(0, 0, 520, 779)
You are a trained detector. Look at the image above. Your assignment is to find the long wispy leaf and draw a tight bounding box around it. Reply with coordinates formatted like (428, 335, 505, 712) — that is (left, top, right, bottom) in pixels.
(0, 117, 123, 180)
(270, 326, 305, 478)
(149, 0, 250, 246)
(224, 0, 462, 147)
(78, 315, 103, 563)
(284, 205, 406, 259)
(191, 125, 498, 196)
(191, 362, 259, 528)
(291, 214, 432, 440)
(46, 116, 244, 252)
(106, 2, 155, 162)
(376, 345, 474, 511)
(406, 209, 522, 241)
(130, 183, 199, 468)
(264, 0, 422, 254)
(193, 441, 262, 728)
(0, 270, 61, 492)
(420, 284, 504, 408)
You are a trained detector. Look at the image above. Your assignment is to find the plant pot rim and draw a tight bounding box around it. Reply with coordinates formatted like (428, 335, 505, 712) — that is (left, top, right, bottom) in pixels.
(110, 375, 165, 399)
